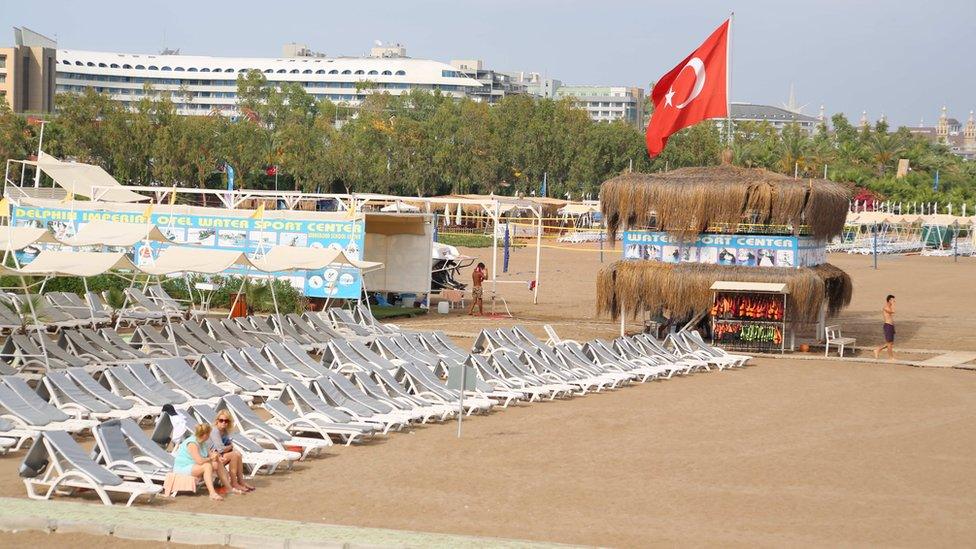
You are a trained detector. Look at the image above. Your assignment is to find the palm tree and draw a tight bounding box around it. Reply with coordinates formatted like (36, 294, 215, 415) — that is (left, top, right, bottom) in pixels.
(868, 131, 904, 176)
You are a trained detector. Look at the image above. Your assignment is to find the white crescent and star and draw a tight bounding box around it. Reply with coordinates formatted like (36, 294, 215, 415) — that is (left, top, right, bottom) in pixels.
(664, 57, 706, 109)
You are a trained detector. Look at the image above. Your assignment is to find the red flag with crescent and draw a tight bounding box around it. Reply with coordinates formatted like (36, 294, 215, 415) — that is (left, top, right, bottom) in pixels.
(646, 19, 729, 157)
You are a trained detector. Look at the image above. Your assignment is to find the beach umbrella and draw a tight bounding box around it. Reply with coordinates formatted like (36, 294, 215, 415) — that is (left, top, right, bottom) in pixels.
(455, 203, 462, 226)
(503, 223, 510, 273)
(444, 203, 451, 226)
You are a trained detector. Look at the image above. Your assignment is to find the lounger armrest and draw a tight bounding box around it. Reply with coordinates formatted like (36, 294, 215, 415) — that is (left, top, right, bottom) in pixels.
(133, 455, 171, 469)
(240, 428, 285, 451)
(105, 460, 156, 485)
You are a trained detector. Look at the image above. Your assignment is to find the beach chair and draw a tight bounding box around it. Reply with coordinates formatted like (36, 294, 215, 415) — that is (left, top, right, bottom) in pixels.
(150, 358, 227, 403)
(264, 343, 326, 380)
(73, 328, 148, 362)
(129, 325, 180, 357)
(147, 285, 190, 318)
(45, 292, 104, 326)
(162, 323, 221, 355)
(57, 330, 118, 364)
(217, 395, 331, 459)
(308, 376, 408, 433)
(8, 294, 84, 331)
(263, 398, 373, 447)
(37, 371, 143, 421)
(99, 364, 186, 407)
(239, 348, 299, 385)
(0, 302, 25, 334)
(201, 319, 248, 348)
(3, 376, 98, 428)
(222, 349, 286, 389)
(182, 321, 235, 353)
(509, 327, 632, 387)
(354, 303, 402, 334)
(489, 349, 577, 397)
(129, 288, 182, 321)
(91, 419, 172, 482)
(0, 417, 23, 452)
(199, 353, 276, 399)
(315, 369, 428, 423)
(20, 430, 162, 506)
(284, 313, 335, 347)
(280, 378, 383, 434)
(824, 325, 856, 358)
(269, 315, 318, 351)
(302, 312, 357, 341)
(97, 329, 152, 361)
(683, 331, 750, 366)
(666, 333, 735, 370)
(1, 334, 81, 372)
(327, 308, 375, 337)
(465, 354, 549, 402)
(65, 368, 158, 419)
(348, 370, 454, 421)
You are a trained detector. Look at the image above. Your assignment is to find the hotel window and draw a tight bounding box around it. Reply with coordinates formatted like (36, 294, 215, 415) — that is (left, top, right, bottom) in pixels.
(381, 70, 392, 75)
(354, 70, 364, 75)
(395, 70, 405, 76)
(136, 65, 145, 69)
(367, 70, 378, 75)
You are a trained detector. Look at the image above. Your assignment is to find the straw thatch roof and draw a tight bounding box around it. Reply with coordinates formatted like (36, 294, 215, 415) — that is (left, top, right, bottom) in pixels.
(600, 166, 852, 241)
(596, 261, 852, 323)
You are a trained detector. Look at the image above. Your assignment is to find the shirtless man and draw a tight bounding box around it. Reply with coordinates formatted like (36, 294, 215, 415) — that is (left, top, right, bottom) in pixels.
(873, 295, 896, 359)
(468, 262, 488, 316)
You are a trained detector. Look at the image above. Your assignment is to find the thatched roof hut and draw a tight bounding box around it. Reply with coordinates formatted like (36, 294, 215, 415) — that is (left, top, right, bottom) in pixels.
(600, 166, 851, 241)
(596, 261, 852, 323)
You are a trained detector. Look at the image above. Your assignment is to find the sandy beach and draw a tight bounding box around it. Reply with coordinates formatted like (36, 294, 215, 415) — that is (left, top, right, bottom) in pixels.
(1, 244, 974, 547)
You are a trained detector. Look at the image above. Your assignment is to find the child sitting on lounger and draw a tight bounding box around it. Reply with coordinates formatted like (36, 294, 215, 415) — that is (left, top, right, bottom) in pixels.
(214, 410, 254, 493)
(173, 423, 237, 500)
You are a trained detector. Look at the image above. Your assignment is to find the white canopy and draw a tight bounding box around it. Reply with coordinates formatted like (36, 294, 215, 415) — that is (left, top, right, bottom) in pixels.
(558, 204, 599, 216)
(379, 202, 420, 213)
(0, 226, 59, 251)
(250, 245, 383, 273)
(16, 250, 138, 277)
(921, 214, 965, 226)
(139, 247, 253, 275)
(57, 220, 173, 247)
(35, 153, 149, 203)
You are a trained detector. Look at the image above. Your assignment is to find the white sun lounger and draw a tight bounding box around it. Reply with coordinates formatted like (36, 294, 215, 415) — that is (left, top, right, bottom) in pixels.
(20, 430, 161, 506)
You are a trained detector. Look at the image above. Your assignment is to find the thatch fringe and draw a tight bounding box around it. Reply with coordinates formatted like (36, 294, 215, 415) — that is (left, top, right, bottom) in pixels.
(595, 261, 853, 323)
(600, 166, 851, 241)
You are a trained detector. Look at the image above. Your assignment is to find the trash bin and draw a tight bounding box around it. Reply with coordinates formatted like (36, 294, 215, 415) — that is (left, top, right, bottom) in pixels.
(437, 301, 450, 314)
(230, 296, 248, 318)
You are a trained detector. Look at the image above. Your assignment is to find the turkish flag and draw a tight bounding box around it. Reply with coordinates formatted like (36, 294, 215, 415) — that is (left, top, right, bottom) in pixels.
(266, 165, 278, 176)
(646, 19, 729, 157)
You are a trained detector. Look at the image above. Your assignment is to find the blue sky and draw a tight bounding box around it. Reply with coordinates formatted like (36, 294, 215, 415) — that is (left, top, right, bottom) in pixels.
(4, 0, 973, 126)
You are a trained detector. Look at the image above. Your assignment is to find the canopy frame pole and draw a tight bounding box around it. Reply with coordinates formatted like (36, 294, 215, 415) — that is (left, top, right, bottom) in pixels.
(269, 275, 281, 328)
(620, 304, 626, 337)
(533, 205, 542, 305)
(113, 274, 140, 331)
(82, 277, 97, 331)
(490, 201, 499, 314)
(17, 274, 52, 373)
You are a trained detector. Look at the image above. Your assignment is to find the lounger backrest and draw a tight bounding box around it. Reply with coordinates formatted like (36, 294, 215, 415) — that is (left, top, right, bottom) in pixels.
(265, 343, 319, 378)
(126, 363, 185, 401)
(264, 398, 299, 422)
(3, 376, 72, 421)
(184, 322, 230, 352)
(0, 383, 51, 425)
(118, 418, 174, 466)
(94, 419, 137, 463)
(218, 395, 289, 442)
(66, 368, 134, 410)
(21, 431, 123, 486)
(202, 353, 260, 392)
(319, 370, 391, 413)
(284, 380, 346, 421)
(312, 377, 371, 416)
(43, 372, 111, 413)
(154, 358, 225, 398)
(108, 365, 180, 406)
(241, 348, 293, 383)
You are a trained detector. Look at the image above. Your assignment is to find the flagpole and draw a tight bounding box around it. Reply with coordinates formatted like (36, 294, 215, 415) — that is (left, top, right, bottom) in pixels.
(726, 12, 734, 146)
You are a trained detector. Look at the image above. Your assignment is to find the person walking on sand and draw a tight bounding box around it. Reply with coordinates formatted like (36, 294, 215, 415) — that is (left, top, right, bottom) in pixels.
(468, 262, 488, 316)
(873, 295, 896, 359)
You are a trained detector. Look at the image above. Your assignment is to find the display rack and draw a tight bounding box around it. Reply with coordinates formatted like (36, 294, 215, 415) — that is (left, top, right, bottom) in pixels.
(709, 281, 788, 354)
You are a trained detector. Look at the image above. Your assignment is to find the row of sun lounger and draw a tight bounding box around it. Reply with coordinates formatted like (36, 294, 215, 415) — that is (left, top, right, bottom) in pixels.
(1, 302, 749, 506)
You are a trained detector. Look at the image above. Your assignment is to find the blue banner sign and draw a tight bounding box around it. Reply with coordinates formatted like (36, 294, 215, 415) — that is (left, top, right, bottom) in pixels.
(622, 231, 825, 268)
(11, 205, 366, 299)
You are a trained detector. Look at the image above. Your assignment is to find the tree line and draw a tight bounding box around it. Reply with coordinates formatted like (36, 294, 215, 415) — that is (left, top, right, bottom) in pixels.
(0, 70, 973, 205)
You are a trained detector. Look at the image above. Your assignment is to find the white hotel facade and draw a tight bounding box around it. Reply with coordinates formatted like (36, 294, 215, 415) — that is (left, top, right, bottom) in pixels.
(54, 44, 482, 115)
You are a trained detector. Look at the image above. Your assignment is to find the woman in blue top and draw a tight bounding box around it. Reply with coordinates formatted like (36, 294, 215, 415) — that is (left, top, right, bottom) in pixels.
(214, 409, 254, 492)
(172, 423, 233, 501)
